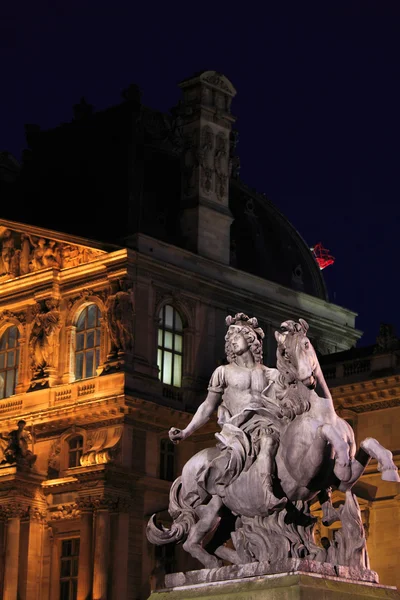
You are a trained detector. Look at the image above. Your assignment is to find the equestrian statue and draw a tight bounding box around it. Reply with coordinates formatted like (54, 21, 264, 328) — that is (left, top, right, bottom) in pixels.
(147, 314, 400, 571)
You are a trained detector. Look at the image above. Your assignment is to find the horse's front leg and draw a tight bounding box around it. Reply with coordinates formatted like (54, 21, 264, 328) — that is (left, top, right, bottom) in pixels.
(318, 424, 353, 482)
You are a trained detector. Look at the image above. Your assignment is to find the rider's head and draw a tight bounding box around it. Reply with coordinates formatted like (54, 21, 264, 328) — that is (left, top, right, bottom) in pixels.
(225, 313, 264, 364)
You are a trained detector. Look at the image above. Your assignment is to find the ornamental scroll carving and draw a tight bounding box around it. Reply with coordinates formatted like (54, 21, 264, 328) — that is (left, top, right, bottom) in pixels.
(0, 228, 104, 278)
(80, 426, 123, 466)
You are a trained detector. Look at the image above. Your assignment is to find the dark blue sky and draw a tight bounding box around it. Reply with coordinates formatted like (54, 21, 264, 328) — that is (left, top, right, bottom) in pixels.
(1, 1, 399, 345)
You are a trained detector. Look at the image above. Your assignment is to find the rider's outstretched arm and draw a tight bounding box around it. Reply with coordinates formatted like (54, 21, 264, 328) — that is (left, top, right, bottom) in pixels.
(172, 391, 221, 442)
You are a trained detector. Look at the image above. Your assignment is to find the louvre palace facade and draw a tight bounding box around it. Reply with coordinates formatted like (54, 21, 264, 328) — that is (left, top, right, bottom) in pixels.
(0, 71, 382, 600)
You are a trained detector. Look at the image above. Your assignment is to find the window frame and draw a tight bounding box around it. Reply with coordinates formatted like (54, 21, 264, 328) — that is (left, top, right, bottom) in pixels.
(67, 435, 84, 469)
(157, 305, 183, 388)
(0, 325, 20, 399)
(59, 537, 80, 600)
(74, 303, 102, 381)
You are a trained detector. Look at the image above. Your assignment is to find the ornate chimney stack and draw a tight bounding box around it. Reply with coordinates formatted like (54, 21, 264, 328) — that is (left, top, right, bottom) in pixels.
(178, 71, 237, 264)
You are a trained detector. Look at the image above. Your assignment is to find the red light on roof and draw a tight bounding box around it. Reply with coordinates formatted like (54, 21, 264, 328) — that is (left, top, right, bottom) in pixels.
(311, 242, 335, 270)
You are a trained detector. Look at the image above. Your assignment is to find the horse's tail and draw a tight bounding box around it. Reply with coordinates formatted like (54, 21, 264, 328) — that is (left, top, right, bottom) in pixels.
(146, 476, 197, 545)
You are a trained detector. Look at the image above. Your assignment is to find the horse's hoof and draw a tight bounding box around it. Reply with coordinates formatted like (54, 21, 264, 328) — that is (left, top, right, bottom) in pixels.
(382, 468, 400, 482)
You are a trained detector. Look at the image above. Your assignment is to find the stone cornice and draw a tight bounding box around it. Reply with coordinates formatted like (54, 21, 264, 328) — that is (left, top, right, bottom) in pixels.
(129, 233, 361, 347)
(332, 375, 400, 413)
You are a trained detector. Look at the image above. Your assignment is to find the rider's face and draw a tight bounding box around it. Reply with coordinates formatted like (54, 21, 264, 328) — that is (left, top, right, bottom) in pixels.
(230, 330, 249, 355)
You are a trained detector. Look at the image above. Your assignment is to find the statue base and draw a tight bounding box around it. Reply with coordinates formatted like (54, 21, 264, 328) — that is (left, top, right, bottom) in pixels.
(151, 560, 400, 600)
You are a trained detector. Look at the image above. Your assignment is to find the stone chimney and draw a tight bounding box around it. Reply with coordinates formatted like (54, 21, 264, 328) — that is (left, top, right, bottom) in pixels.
(178, 71, 236, 264)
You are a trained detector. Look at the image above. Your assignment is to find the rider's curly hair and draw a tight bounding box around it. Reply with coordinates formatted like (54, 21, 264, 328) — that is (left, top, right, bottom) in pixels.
(225, 325, 263, 364)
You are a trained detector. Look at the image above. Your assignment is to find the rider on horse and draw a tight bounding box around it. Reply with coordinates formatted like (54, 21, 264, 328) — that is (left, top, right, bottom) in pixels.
(169, 312, 286, 514)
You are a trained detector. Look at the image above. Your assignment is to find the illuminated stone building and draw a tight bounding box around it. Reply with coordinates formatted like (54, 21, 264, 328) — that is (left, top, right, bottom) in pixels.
(0, 71, 361, 600)
(317, 325, 400, 590)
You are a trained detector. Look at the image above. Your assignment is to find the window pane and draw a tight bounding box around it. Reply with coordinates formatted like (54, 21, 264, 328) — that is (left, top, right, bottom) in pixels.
(7, 350, 15, 367)
(5, 371, 14, 398)
(75, 353, 83, 380)
(0, 374, 5, 399)
(60, 581, 70, 600)
(62, 540, 72, 556)
(162, 351, 172, 385)
(173, 354, 182, 387)
(61, 560, 71, 577)
(8, 327, 17, 348)
(174, 334, 182, 353)
(0, 334, 6, 350)
(85, 350, 94, 378)
(165, 305, 173, 328)
(158, 330, 163, 346)
(164, 332, 173, 350)
(76, 312, 86, 331)
(0, 354, 4, 369)
(76, 333, 84, 351)
(86, 331, 94, 349)
(95, 349, 100, 370)
(174, 312, 183, 332)
(87, 304, 96, 328)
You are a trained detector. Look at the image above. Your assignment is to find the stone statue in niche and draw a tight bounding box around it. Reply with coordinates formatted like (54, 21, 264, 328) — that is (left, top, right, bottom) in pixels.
(105, 279, 134, 356)
(147, 313, 399, 576)
(0, 420, 37, 469)
(29, 300, 61, 378)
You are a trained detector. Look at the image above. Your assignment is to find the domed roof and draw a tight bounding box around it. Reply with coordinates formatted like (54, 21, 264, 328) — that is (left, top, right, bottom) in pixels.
(229, 179, 328, 300)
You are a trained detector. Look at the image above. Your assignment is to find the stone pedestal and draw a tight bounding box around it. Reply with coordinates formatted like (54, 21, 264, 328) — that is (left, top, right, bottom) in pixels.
(150, 561, 400, 600)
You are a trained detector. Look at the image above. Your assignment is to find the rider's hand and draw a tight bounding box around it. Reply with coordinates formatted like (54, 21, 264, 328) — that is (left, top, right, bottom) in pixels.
(169, 427, 186, 444)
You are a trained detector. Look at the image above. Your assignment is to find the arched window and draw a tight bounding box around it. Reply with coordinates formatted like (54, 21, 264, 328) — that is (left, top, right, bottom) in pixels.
(75, 304, 101, 380)
(157, 305, 183, 387)
(159, 438, 175, 481)
(0, 326, 19, 399)
(68, 436, 83, 468)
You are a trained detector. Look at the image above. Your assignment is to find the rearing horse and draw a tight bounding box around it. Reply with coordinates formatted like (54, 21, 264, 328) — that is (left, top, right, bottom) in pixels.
(147, 318, 399, 569)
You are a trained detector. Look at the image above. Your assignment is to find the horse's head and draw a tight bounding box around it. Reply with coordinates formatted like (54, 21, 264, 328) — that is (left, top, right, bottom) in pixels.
(275, 318, 318, 389)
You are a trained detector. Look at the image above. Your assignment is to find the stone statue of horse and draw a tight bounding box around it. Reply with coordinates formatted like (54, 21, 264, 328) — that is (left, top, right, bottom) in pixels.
(147, 318, 399, 570)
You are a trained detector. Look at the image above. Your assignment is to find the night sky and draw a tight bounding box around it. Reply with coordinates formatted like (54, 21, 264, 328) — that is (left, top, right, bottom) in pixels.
(1, 1, 399, 346)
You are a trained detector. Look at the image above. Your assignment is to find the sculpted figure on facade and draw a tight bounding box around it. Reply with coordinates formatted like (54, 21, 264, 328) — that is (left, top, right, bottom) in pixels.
(0, 229, 17, 276)
(105, 279, 134, 356)
(0, 420, 37, 469)
(148, 313, 400, 575)
(29, 299, 61, 377)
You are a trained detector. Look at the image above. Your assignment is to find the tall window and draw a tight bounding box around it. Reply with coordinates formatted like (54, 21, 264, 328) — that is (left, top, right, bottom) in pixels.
(0, 326, 19, 399)
(68, 436, 83, 468)
(157, 305, 183, 387)
(75, 304, 101, 380)
(60, 538, 79, 600)
(159, 438, 175, 481)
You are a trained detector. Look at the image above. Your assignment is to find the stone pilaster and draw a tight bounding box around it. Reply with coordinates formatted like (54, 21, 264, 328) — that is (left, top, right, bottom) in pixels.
(77, 503, 93, 600)
(3, 516, 21, 600)
(92, 509, 110, 600)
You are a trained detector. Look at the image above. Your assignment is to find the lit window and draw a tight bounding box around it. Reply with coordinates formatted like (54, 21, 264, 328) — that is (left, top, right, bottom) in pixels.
(60, 538, 79, 600)
(157, 305, 183, 387)
(159, 438, 175, 481)
(75, 304, 101, 380)
(0, 326, 19, 399)
(68, 436, 83, 468)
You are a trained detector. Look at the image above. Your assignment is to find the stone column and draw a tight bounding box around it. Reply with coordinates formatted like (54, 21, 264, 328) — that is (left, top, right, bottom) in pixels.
(49, 527, 60, 600)
(3, 517, 20, 600)
(61, 325, 76, 383)
(77, 508, 93, 600)
(92, 509, 110, 600)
